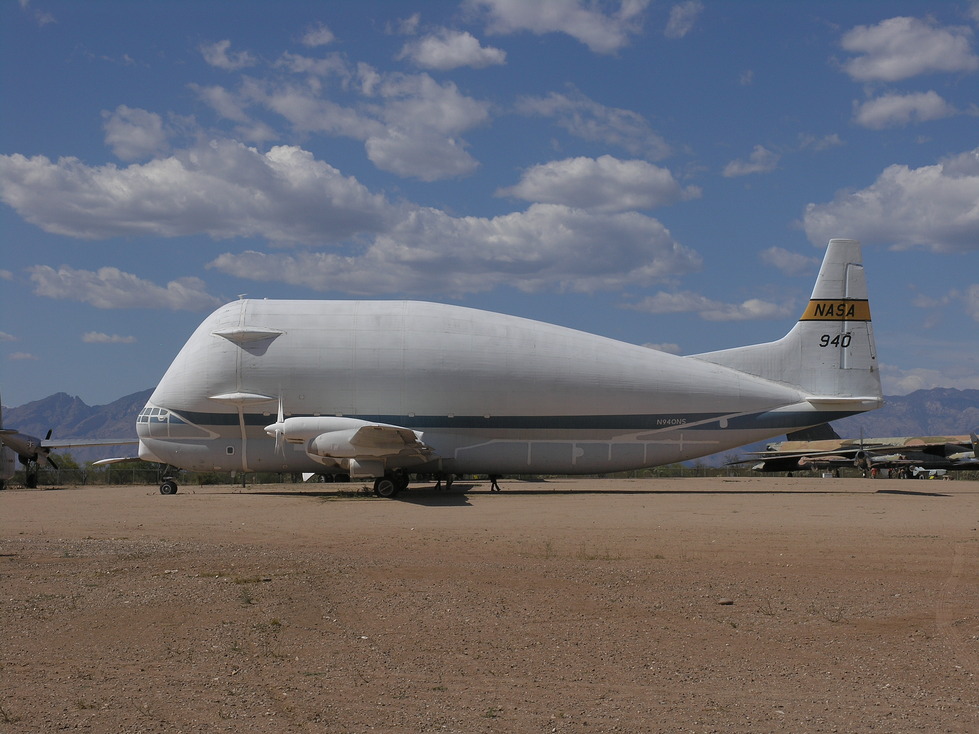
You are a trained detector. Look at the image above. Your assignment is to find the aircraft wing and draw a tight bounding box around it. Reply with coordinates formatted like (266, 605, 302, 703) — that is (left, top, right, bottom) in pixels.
(43, 438, 140, 449)
(346, 424, 430, 454)
(269, 415, 435, 461)
(736, 445, 895, 463)
(91, 455, 143, 466)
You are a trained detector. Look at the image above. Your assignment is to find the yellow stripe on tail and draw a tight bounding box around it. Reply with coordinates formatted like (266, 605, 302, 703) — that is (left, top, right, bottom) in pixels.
(799, 299, 871, 322)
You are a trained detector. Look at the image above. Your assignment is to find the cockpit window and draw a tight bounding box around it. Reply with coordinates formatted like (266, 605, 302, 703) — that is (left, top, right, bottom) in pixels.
(137, 406, 211, 439)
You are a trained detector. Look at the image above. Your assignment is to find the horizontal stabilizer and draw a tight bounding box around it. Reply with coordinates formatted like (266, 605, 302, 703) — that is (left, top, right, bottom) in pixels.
(804, 396, 883, 409)
(786, 423, 840, 442)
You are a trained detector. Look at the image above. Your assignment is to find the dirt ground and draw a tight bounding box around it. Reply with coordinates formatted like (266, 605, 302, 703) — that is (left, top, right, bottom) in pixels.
(1, 476, 977, 733)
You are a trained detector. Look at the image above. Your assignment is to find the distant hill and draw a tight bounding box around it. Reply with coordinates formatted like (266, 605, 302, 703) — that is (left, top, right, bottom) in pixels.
(2, 389, 152, 463)
(2, 387, 977, 467)
(833, 388, 979, 439)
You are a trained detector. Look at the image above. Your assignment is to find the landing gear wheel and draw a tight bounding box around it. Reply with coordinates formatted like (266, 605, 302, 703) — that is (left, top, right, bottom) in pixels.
(392, 469, 410, 492)
(373, 477, 399, 498)
(160, 479, 178, 495)
(25, 460, 39, 489)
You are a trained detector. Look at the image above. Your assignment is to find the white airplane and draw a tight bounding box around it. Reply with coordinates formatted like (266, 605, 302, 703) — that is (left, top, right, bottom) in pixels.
(116, 238, 883, 496)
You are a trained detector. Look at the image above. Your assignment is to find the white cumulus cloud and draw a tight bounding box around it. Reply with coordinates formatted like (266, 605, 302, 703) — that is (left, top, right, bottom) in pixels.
(0, 137, 705, 298)
(102, 106, 169, 161)
(469, 0, 650, 54)
(29, 265, 221, 311)
(517, 88, 670, 159)
(0, 141, 396, 244)
(200, 40, 256, 71)
(626, 291, 793, 321)
(498, 155, 699, 212)
(301, 23, 335, 47)
(209, 203, 702, 297)
(82, 332, 137, 344)
(399, 29, 506, 70)
(881, 364, 979, 395)
(840, 16, 979, 82)
(665, 1, 703, 39)
(965, 284, 979, 323)
(723, 145, 779, 177)
(240, 68, 490, 181)
(853, 91, 956, 129)
(759, 247, 820, 277)
(803, 149, 979, 252)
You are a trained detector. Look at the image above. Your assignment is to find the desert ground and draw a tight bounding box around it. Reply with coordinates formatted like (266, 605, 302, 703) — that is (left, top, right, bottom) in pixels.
(1, 476, 976, 733)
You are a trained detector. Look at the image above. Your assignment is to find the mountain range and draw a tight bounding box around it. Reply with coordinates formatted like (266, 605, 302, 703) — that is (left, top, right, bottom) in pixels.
(2, 388, 978, 466)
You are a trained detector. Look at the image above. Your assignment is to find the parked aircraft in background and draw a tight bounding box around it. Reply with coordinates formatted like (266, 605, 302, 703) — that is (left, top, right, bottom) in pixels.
(0, 399, 57, 488)
(742, 431, 979, 477)
(98, 238, 883, 495)
(0, 442, 14, 490)
(0, 396, 139, 489)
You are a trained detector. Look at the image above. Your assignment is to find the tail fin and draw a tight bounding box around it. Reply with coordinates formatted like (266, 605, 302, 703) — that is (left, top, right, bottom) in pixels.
(693, 239, 882, 408)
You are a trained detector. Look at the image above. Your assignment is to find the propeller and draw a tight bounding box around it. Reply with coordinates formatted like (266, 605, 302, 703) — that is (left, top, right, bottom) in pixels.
(43, 429, 58, 469)
(265, 396, 286, 454)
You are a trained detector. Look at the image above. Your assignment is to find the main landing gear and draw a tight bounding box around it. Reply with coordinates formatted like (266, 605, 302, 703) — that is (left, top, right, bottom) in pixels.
(373, 470, 410, 498)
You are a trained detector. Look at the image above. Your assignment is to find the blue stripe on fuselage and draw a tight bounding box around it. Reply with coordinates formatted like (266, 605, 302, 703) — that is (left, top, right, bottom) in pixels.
(153, 409, 864, 433)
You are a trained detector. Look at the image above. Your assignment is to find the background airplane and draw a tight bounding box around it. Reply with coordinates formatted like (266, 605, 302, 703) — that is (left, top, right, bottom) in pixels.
(0, 398, 57, 488)
(740, 430, 979, 477)
(0, 394, 140, 489)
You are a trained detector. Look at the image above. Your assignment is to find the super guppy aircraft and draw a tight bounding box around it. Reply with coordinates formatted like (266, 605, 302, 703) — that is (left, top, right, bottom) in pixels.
(133, 238, 882, 495)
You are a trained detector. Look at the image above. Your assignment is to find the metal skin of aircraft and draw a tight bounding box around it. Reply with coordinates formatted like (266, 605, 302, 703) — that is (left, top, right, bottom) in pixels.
(128, 238, 883, 496)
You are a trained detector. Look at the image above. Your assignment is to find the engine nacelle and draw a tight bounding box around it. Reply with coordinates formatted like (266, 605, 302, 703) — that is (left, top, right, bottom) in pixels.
(265, 415, 429, 463)
(266, 416, 370, 443)
(308, 428, 385, 458)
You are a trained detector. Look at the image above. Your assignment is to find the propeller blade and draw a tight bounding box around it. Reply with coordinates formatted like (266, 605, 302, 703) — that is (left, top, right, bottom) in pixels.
(274, 395, 285, 454)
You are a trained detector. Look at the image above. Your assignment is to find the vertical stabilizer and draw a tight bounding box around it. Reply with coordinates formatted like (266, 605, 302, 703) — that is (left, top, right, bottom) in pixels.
(692, 239, 882, 406)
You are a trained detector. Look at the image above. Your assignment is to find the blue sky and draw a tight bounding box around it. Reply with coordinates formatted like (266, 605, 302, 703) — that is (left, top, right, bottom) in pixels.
(2, 0, 978, 409)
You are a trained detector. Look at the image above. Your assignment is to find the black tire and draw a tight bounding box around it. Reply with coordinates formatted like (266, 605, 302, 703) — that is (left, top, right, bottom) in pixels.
(393, 470, 410, 491)
(373, 477, 398, 498)
(160, 480, 178, 495)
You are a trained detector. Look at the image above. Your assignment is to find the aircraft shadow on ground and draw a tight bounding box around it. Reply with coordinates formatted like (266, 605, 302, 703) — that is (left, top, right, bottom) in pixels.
(223, 482, 954, 503)
(874, 488, 950, 498)
(246, 485, 479, 507)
